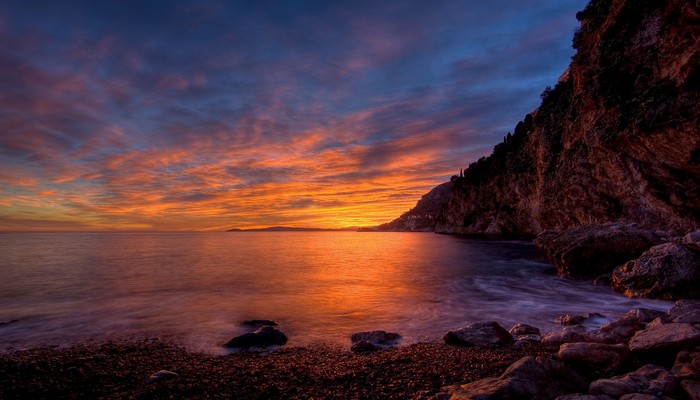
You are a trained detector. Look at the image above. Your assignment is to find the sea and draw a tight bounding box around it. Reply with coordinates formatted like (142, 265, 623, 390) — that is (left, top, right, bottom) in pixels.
(0, 232, 670, 354)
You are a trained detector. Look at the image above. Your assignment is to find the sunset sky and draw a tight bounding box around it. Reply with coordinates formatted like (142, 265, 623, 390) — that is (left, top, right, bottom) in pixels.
(0, 0, 587, 231)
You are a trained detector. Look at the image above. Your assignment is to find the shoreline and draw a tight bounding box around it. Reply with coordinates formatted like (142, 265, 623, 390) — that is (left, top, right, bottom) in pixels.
(0, 338, 551, 399)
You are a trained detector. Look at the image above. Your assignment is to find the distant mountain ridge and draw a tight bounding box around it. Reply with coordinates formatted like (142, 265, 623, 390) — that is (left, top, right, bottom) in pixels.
(385, 0, 699, 236)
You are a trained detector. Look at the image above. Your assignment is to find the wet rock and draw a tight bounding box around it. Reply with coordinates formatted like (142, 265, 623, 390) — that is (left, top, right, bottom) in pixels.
(588, 364, 675, 398)
(555, 313, 605, 326)
(542, 326, 587, 348)
(599, 315, 647, 339)
(674, 310, 700, 324)
(612, 242, 700, 300)
(349, 330, 401, 352)
(509, 323, 540, 336)
(593, 274, 612, 286)
(443, 321, 514, 347)
(629, 323, 700, 354)
(672, 351, 700, 380)
(619, 395, 662, 400)
(350, 330, 401, 346)
(536, 224, 664, 278)
(146, 369, 179, 383)
(439, 356, 585, 399)
(624, 308, 668, 323)
(224, 326, 288, 349)
(646, 317, 670, 329)
(241, 319, 278, 327)
(681, 380, 700, 400)
(669, 299, 700, 319)
(558, 342, 631, 373)
(514, 334, 542, 346)
(350, 340, 377, 353)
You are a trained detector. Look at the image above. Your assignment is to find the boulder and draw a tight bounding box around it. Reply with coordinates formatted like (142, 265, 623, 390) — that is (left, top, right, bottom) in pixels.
(683, 230, 700, 250)
(681, 380, 700, 400)
(669, 299, 700, 319)
(444, 321, 514, 347)
(672, 351, 700, 380)
(599, 316, 647, 339)
(629, 323, 700, 354)
(509, 323, 540, 336)
(674, 310, 700, 324)
(224, 326, 288, 349)
(439, 356, 585, 399)
(588, 364, 675, 398)
(624, 308, 668, 323)
(619, 395, 663, 400)
(350, 330, 401, 352)
(555, 395, 614, 400)
(241, 319, 278, 327)
(542, 326, 588, 348)
(535, 224, 664, 277)
(558, 342, 631, 373)
(611, 242, 700, 300)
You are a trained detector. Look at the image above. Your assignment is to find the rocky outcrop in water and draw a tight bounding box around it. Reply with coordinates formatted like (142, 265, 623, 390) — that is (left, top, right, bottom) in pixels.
(422, 0, 700, 236)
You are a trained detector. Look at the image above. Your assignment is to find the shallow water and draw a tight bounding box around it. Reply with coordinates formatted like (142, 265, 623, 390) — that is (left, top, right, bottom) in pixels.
(0, 232, 669, 353)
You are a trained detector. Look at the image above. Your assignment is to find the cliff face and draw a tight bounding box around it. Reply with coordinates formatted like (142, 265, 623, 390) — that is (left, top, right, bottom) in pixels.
(435, 0, 700, 236)
(378, 181, 454, 231)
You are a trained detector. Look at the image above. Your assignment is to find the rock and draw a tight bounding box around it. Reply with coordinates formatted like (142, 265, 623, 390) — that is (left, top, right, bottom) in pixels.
(624, 308, 668, 323)
(599, 315, 647, 339)
(588, 364, 675, 398)
(681, 380, 700, 400)
(443, 321, 514, 347)
(555, 395, 614, 400)
(514, 334, 542, 344)
(555, 313, 605, 326)
(558, 342, 631, 373)
(349, 330, 401, 352)
(629, 323, 700, 354)
(646, 317, 670, 328)
(146, 370, 179, 383)
(672, 351, 700, 380)
(536, 224, 664, 278)
(439, 356, 585, 399)
(350, 330, 401, 346)
(669, 300, 700, 319)
(542, 326, 588, 348)
(612, 242, 700, 300)
(674, 310, 700, 324)
(619, 395, 662, 400)
(224, 326, 288, 349)
(593, 274, 612, 286)
(509, 323, 540, 336)
(241, 319, 278, 327)
(350, 340, 377, 353)
(683, 231, 700, 250)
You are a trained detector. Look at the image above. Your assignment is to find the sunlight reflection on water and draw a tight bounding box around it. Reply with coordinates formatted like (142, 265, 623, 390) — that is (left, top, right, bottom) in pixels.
(0, 232, 670, 353)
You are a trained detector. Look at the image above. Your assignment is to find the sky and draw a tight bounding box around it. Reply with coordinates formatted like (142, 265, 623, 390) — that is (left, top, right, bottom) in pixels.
(0, 0, 588, 231)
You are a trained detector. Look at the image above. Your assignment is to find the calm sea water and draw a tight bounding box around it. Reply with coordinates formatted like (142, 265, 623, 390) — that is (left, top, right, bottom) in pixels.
(0, 232, 669, 353)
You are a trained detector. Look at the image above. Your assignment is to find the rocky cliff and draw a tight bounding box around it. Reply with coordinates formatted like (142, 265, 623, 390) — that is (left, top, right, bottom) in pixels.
(377, 181, 454, 231)
(431, 0, 700, 236)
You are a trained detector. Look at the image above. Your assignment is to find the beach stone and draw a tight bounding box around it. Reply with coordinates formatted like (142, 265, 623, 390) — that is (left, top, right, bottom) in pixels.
(241, 319, 278, 327)
(350, 340, 377, 353)
(147, 369, 179, 383)
(588, 364, 675, 398)
(629, 323, 700, 354)
(555, 313, 605, 326)
(646, 316, 670, 328)
(669, 299, 700, 319)
(683, 230, 700, 250)
(681, 380, 700, 400)
(509, 323, 540, 336)
(672, 351, 700, 380)
(593, 274, 613, 286)
(350, 330, 401, 346)
(612, 242, 700, 300)
(439, 356, 585, 399)
(535, 224, 664, 278)
(619, 395, 662, 400)
(542, 326, 588, 348)
(443, 321, 514, 347)
(224, 326, 288, 349)
(558, 342, 631, 373)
